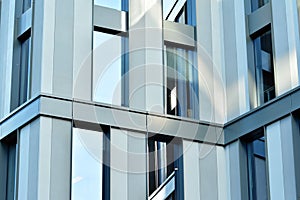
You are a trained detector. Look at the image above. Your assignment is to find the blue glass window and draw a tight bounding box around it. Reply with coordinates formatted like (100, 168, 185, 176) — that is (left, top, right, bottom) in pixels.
(247, 136, 268, 200)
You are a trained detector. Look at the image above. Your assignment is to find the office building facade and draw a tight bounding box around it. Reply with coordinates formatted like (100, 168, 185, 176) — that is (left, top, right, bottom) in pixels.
(1, 0, 300, 199)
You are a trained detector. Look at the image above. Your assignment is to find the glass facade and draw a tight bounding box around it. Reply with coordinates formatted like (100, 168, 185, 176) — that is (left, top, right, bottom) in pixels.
(247, 136, 268, 200)
(253, 30, 275, 105)
(93, 31, 128, 106)
(251, 0, 269, 11)
(165, 46, 199, 119)
(71, 128, 104, 200)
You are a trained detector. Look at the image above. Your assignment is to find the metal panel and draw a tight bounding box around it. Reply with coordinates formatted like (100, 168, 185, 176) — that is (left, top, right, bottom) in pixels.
(183, 140, 201, 200)
(17, 8, 32, 38)
(247, 3, 271, 36)
(39, 96, 72, 119)
(52, 0, 74, 98)
(127, 131, 147, 200)
(163, 21, 195, 47)
(73, 101, 147, 132)
(0, 98, 39, 139)
(225, 96, 291, 143)
(94, 5, 127, 32)
(147, 114, 224, 144)
(50, 119, 72, 200)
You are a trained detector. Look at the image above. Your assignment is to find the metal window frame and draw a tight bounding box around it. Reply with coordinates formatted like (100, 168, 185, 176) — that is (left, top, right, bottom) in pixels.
(92, 4, 129, 107)
(246, 2, 276, 109)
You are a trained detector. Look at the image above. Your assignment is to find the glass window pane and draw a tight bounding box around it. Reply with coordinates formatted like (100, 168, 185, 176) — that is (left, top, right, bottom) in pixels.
(71, 128, 103, 200)
(165, 46, 199, 119)
(19, 37, 31, 105)
(6, 143, 17, 200)
(163, 0, 188, 24)
(247, 136, 268, 200)
(251, 0, 269, 12)
(94, 0, 122, 10)
(22, 0, 31, 13)
(254, 30, 275, 105)
(148, 137, 182, 199)
(93, 31, 125, 106)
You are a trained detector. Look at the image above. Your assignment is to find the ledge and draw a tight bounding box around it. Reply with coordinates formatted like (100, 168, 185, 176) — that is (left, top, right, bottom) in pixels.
(224, 86, 300, 144)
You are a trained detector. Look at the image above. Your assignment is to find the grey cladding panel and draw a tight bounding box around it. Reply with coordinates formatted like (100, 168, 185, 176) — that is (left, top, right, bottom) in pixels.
(147, 115, 223, 144)
(163, 21, 195, 47)
(39, 96, 72, 119)
(94, 5, 127, 32)
(1, 99, 39, 139)
(73, 102, 146, 132)
(225, 96, 291, 143)
(247, 3, 271, 36)
(17, 8, 32, 38)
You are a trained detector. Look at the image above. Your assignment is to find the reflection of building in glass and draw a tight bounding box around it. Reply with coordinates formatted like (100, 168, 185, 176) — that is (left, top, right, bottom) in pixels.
(1, 0, 300, 199)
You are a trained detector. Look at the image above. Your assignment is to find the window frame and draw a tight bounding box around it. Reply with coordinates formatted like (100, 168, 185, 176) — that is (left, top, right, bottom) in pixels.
(92, 4, 129, 107)
(10, 1, 32, 111)
(245, 1, 276, 108)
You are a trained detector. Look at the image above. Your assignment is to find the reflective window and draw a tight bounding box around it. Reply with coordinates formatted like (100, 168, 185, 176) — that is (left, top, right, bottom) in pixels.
(94, 0, 122, 10)
(251, 0, 269, 11)
(148, 136, 183, 200)
(247, 136, 268, 200)
(11, 37, 32, 111)
(165, 46, 199, 119)
(253, 30, 275, 105)
(19, 37, 31, 105)
(1, 135, 17, 200)
(93, 31, 128, 106)
(22, 0, 31, 13)
(163, 0, 193, 25)
(71, 128, 103, 200)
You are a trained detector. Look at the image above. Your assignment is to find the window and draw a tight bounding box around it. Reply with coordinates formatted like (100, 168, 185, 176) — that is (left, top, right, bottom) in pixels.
(165, 45, 199, 119)
(0, 134, 17, 200)
(251, 0, 269, 11)
(247, 136, 268, 200)
(148, 135, 183, 200)
(246, 0, 275, 108)
(71, 128, 109, 200)
(10, 0, 32, 111)
(92, 0, 129, 107)
(93, 31, 128, 106)
(22, 0, 31, 13)
(162, 0, 195, 25)
(253, 30, 275, 105)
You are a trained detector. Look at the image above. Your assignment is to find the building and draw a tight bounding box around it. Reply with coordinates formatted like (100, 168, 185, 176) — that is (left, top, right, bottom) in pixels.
(1, 0, 300, 199)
